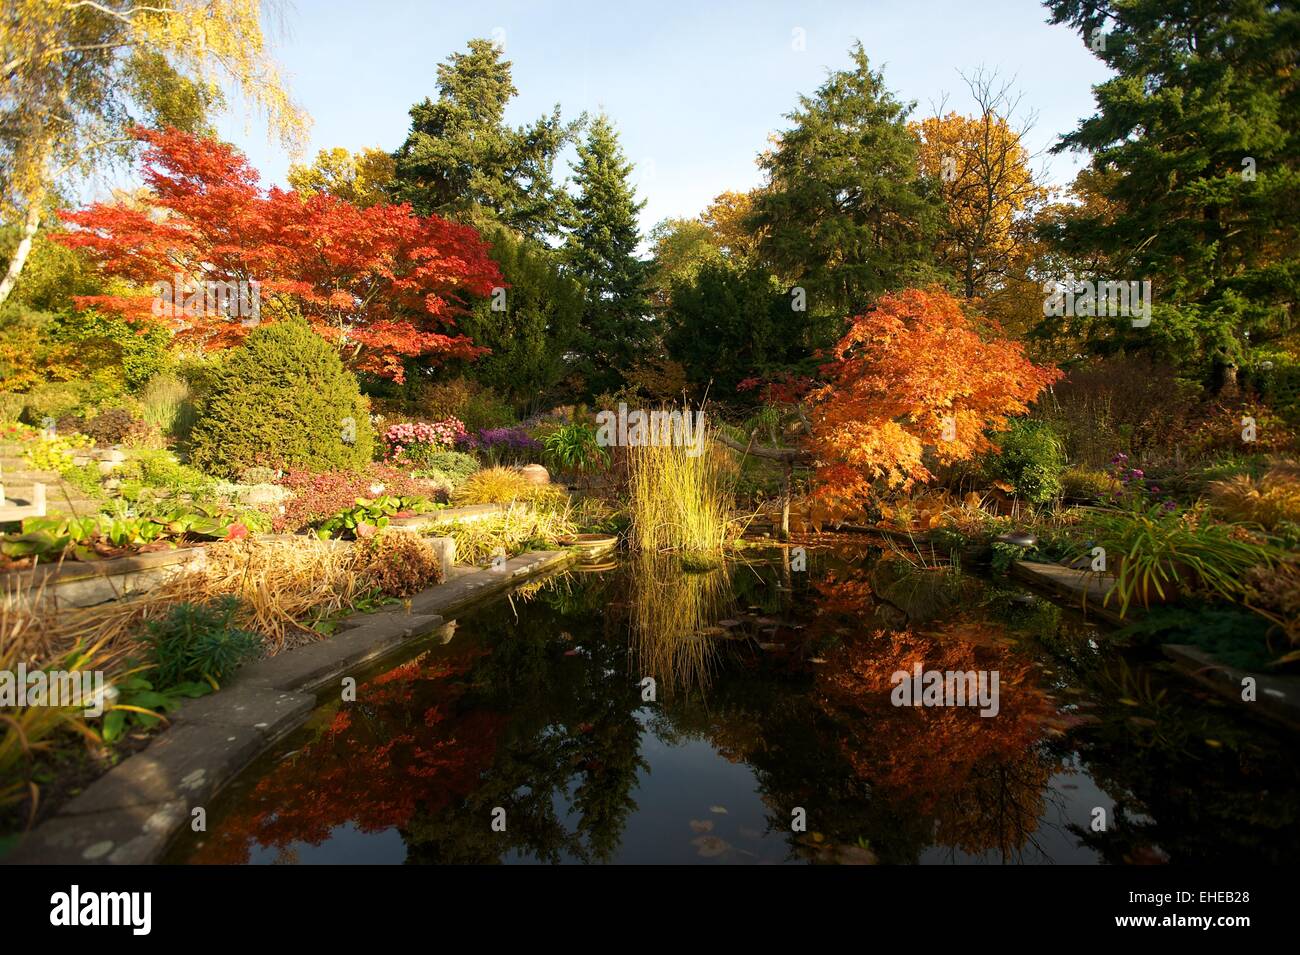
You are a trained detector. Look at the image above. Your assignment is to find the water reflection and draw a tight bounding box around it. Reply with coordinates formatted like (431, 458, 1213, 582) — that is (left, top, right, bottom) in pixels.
(173, 547, 1300, 865)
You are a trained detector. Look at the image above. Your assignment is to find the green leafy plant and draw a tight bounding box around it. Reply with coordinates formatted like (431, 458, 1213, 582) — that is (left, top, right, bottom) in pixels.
(100, 673, 211, 743)
(142, 597, 262, 689)
(543, 423, 610, 476)
(984, 419, 1064, 505)
(1077, 503, 1286, 617)
(314, 495, 440, 539)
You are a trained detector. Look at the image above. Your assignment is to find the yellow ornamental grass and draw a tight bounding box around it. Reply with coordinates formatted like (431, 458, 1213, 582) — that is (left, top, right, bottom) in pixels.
(626, 411, 734, 553)
(1209, 462, 1300, 530)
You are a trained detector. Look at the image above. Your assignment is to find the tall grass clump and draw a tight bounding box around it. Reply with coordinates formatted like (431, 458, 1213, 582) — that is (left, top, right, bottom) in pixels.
(626, 410, 731, 553)
(138, 373, 196, 439)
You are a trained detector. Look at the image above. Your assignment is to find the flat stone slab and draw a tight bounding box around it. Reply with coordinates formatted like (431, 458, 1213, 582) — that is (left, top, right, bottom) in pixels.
(1010, 560, 1125, 625)
(235, 613, 444, 692)
(174, 684, 315, 739)
(58, 721, 270, 816)
(1162, 644, 1300, 733)
(6, 800, 189, 865)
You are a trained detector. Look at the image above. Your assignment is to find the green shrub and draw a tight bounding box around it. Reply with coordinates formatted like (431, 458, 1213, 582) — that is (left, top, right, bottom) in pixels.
(986, 419, 1064, 505)
(116, 449, 216, 498)
(408, 377, 515, 432)
(46, 309, 171, 390)
(413, 449, 479, 486)
(143, 597, 262, 688)
(15, 381, 100, 426)
(1061, 466, 1118, 502)
(0, 391, 24, 422)
(188, 320, 374, 477)
(237, 465, 280, 485)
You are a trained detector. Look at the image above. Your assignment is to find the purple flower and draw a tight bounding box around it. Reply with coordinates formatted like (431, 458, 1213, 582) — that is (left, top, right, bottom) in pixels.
(460, 426, 541, 451)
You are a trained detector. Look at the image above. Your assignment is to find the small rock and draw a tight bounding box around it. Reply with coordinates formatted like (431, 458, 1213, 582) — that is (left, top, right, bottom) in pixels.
(519, 464, 550, 485)
(996, 531, 1038, 548)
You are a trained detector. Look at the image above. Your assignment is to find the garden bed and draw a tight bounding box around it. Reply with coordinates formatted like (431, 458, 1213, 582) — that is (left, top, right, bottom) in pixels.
(0, 503, 512, 611)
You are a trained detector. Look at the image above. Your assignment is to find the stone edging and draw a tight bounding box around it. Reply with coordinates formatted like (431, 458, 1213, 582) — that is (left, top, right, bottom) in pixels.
(1011, 559, 1300, 733)
(4, 548, 577, 865)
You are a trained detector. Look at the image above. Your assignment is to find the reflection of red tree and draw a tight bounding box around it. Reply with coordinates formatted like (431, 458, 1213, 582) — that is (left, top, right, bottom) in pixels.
(817, 607, 1058, 856)
(191, 652, 504, 863)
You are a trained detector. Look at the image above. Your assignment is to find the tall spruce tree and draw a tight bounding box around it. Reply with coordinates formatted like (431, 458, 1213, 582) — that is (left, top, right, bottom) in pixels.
(565, 114, 651, 398)
(748, 42, 943, 327)
(392, 38, 574, 241)
(1045, 0, 1300, 389)
(454, 226, 584, 412)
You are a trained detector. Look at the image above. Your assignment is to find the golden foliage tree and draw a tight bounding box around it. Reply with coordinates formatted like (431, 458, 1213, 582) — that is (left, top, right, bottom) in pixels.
(0, 0, 309, 305)
(912, 74, 1047, 303)
(287, 146, 397, 208)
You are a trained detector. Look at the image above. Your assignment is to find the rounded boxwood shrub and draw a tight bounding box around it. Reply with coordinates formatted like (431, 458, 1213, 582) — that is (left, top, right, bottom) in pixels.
(985, 419, 1065, 505)
(188, 320, 374, 477)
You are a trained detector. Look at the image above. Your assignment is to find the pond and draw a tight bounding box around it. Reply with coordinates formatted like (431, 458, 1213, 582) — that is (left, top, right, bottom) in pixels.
(167, 543, 1300, 865)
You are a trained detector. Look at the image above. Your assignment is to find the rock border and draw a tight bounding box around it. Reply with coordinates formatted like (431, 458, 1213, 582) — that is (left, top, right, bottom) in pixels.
(4, 548, 577, 865)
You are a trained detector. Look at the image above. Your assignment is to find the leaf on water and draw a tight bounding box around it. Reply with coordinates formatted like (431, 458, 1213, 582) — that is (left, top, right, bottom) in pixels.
(691, 835, 729, 858)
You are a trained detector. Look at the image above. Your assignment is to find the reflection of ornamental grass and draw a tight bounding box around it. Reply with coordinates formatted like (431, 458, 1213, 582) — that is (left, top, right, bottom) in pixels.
(628, 554, 734, 696)
(626, 412, 731, 553)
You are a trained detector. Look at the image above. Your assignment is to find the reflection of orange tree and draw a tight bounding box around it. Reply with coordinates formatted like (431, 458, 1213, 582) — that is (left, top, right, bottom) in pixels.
(190, 652, 505, 864)
(817, 612, 1059, 859)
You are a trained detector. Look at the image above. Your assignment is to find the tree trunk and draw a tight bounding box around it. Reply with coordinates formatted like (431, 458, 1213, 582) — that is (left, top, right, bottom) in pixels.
(0, 194, 43, 307)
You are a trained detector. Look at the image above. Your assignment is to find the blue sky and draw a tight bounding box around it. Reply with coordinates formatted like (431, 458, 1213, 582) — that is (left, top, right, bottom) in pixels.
(209, 0, 1112, 234)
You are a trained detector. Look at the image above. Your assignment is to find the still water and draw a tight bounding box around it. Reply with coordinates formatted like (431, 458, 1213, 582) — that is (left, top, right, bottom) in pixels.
(168, 544, 1300, 864)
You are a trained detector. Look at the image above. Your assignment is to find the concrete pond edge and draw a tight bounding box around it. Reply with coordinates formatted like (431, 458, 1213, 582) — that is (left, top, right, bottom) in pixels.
(1010, 559, 1300, 732)
(5, 547, 577, 865)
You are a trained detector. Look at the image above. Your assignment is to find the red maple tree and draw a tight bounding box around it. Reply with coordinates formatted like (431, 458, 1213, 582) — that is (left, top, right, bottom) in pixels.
(56, 127, 502, 381)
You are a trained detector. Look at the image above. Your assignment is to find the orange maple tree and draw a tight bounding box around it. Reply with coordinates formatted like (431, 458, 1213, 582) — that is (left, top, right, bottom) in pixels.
(808, 287, 1061, 513)
(55, 127, 502, 381)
